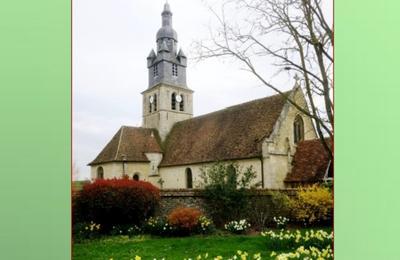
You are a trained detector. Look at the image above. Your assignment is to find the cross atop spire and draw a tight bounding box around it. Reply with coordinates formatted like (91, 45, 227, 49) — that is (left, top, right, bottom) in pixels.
(163, 1, 171, 14)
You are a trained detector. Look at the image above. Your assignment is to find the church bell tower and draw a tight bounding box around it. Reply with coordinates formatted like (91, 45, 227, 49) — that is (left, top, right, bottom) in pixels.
(142, 2, 193, 141)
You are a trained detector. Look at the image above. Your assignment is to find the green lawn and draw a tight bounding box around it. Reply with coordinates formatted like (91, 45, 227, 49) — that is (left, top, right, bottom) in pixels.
(73, 235, 269, 260)
(73, 228, 332, 260)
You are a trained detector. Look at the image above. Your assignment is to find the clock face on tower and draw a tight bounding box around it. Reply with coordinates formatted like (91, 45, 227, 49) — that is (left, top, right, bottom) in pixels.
(149, 96, 154, 104)
(175, 94, 182, 103)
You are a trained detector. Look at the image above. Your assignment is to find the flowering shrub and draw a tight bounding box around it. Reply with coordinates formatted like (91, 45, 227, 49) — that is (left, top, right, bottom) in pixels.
(198, 215, 214, 234)
(73, 221, 102, 241)
(261, 229, 333, 250)
(167, 207, 202, 235)
(271, 245, 333, 259)
(288, 184, 333, 225)
(73, 178, 160, 230)
(224, 219, 251, 234)
(273, 216, 289, 229)
(143, 211, 214, 237)
(143, 216, 174, 236)
(110, 224, 141, 237)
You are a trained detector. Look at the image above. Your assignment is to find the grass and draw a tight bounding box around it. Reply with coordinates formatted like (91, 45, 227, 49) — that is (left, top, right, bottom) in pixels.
(73, 228, 332, 260)
(73, 235, 268, 259)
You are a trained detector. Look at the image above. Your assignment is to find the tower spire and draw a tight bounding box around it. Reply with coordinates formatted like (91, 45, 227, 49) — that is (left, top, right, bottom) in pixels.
(161, 1, 172, 27)
(156, 2, 177, 42)
(142, 2, 193, 141)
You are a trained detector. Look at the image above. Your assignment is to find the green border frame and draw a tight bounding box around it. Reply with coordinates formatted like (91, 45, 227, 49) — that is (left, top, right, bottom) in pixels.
(1, 0, 400, 259)
(0, 0, 71, 259)
(335, 0, 400, 258)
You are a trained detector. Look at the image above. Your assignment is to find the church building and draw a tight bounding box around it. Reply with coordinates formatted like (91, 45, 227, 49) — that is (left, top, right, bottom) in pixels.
(88, 3, 331, 189)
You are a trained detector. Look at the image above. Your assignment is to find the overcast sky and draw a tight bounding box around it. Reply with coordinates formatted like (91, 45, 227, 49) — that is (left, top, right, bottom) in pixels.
(73, 0, 330, 180)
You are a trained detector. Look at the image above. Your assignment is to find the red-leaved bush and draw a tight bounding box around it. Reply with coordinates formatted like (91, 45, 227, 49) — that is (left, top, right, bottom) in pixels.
(73, 178, 160, 229)
(167, 207, 202, 234)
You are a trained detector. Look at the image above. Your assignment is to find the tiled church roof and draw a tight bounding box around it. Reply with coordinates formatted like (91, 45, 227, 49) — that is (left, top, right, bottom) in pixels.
(160, 92, 290, 166)
(285, 138, 332, 183)
(88, 126, 162, 166)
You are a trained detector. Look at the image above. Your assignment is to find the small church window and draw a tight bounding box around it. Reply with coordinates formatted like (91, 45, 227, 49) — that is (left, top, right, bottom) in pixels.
(149, 96, 152, 113)
(153, 64, 158, 77)
(185, 168, 193, 189)
(179, 95, 184, 111)
(171, 92, 176, 110)
(97, 167, 104, 179)
(172, 64, 178, 76)
(154, 94, 157, 111)
(133, 173, 140, 181)
(294, 115, 304, 144)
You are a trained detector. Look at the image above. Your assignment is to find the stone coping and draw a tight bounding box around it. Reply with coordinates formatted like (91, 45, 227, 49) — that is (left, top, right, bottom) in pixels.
(160, 188, 297, 197)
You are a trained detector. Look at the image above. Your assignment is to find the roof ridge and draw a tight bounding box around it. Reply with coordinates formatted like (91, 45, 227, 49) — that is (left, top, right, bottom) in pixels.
(120, 125, 141, 129)
(120, 125, 160, 133)
(114, 126, 124, 160)
(224, 90, 292, 109)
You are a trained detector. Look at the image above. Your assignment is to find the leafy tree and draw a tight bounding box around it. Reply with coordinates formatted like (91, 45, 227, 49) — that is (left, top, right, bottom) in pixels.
(199, 162, 258, 226)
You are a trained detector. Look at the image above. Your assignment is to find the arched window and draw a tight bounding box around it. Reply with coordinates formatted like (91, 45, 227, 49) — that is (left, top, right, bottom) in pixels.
(171, 92, 176, 110)
(133, 173, 140, 181)
(97, 167, 104, 179)
(153, 94, 157, 111)
(293, 115, 304, 144)
(179, 95, 184, 111)
(185, 168, 193, 189)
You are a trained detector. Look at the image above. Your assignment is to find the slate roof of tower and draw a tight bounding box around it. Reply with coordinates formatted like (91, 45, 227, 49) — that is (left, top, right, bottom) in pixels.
(88, 126, 162, 166)
(160, 91, 291, 166)
(284, 138, 332, 183)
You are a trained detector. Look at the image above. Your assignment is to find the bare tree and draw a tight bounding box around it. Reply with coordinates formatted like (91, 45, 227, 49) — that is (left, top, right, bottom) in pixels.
(194, 0, 333, 158)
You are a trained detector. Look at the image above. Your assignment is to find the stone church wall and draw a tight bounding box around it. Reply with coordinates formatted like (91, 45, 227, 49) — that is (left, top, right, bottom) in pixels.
(90, 162, 150, 181)
(261, 88, 318, 189)
(159, 158, 263, 189)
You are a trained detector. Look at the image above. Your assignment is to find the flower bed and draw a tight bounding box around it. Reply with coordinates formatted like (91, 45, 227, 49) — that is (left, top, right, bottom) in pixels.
(224, 219, 251, 234)
(272, 245, 333, 259)
(261, 229, 333, 250)
(143, 208, 215, 237)
(73, 228, 333, 259)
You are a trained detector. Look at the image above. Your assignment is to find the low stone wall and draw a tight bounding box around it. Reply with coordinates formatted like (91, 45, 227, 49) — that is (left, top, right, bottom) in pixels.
(157, 189, 296, 218)
(158, 189, 206, 216)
